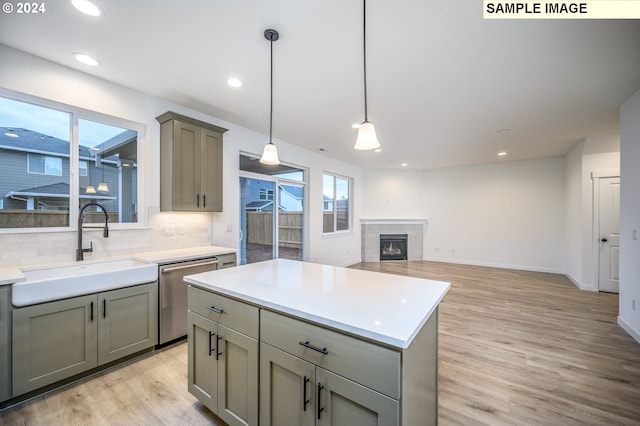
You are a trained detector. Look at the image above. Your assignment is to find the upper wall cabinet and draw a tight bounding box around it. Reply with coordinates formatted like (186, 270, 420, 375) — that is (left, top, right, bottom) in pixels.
(156, 112, 228, 212)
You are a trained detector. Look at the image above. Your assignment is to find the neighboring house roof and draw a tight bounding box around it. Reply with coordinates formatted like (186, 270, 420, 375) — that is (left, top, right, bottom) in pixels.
(281, 185, 303, 199)
(246, 200, 273, 211)
(4, 182, 115, 200)
(0, 127, 119, 161)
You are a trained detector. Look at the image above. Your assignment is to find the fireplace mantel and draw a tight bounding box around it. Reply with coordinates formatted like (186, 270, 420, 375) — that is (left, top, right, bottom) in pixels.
(361, 219, 426, 262)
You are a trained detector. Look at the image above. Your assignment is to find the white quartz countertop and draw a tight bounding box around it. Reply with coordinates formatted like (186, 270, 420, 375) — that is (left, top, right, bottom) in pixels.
(134, 246, 237, 264)
(184, 259, 450, 349)
(0, 245, 237, 287)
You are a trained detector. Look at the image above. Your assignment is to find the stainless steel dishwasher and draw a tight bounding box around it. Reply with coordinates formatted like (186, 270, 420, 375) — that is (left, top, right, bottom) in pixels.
(158, 256, 220, 345)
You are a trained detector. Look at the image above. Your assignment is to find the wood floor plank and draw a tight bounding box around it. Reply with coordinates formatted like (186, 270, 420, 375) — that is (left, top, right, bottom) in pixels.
(2, 260, 640, 425)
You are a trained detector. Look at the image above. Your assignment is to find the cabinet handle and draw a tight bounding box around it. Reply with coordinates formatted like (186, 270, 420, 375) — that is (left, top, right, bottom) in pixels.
(208, 331, 215, 356)
(303, 376, 310, 411)
(197, 194, 200, 208)
(90, 301, 94, 322)
(207, 306, 224, 315)
(317, 383, 325, 420)
(299, 340, 329, 355)
(103, 299, 107, 318)
(216, 335, 224, 360)
(203, 194, 206, 208)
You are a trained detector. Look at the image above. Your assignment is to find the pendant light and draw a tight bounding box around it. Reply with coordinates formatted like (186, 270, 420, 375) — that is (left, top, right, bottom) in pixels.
(354, 0, 381, 150)
(97, 156, 109, 192)
(260, 29, 281, 165)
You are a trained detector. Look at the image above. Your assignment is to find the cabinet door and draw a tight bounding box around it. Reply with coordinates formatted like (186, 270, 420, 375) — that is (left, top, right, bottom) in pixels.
(260, 343, 315, 426)
(217, 324, 258, 426)
(172, 120, 201, 211)
(188, 311, 217, 411)
(0, 286, 11, 402)
(201, 128, 223, 212)
(97, 282, 158, 365)
(316, 368, 399, 426)
(12, 294, 98, 396)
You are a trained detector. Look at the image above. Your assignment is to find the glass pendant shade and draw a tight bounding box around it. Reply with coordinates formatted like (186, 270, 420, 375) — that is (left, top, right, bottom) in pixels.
(260, 142, 280, 165)
(85, 185, 96, 194)
(97, 182, 109, 192)
(354, 121, 380, 150)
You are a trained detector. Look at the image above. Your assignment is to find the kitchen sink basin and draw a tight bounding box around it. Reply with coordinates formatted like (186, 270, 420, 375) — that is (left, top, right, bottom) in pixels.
(12, 259, 158, 307)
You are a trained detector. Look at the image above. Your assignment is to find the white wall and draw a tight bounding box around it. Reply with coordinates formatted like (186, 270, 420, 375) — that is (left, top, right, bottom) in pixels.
(0, 45, 362, 267)
(619, 88, 640, 343)
(360, 169, 426, 219)
(564, 140, 584, 284)
(421, 158, 566, 272)
(362, 158, 567, 273)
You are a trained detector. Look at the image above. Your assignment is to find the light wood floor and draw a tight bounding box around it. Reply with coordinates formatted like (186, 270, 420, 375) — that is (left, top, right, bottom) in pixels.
(1, 261, 639, 425)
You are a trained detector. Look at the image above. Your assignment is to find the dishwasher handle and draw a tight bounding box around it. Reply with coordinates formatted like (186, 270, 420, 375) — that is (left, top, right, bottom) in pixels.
(161, 259, 219, 274)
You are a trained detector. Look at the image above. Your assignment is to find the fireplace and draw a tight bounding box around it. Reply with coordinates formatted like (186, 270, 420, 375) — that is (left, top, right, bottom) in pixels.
(380, 234, 408, 261)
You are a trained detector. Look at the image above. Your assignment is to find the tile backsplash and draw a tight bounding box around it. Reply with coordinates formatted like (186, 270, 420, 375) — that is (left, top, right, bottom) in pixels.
(0, 210, 213, 267)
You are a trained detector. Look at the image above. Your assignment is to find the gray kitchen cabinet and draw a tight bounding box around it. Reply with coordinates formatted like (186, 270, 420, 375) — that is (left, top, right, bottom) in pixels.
(188, 286, 258, 426)
(12, 293, 98, 396)
(98, 282, 158, 365)
(157, 111, 227, 212)
(12, 282, 157, 397)
(260, 314, 399, 426)
(0, 286, 12, 402)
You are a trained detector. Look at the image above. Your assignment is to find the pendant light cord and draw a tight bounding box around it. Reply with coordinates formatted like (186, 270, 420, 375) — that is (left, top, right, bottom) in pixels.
(363, 0, 368, 122)
(269, 35, 274, 144)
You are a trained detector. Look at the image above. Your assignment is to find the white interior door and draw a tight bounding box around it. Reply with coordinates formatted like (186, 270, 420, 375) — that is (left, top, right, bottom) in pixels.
(598, 177, 620, 293)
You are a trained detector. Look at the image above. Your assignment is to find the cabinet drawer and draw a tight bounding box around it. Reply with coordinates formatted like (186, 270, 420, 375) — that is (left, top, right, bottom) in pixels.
(188, 286, 258, 339)
(261, 310, 400, 399)
(217, 253, 236, 269)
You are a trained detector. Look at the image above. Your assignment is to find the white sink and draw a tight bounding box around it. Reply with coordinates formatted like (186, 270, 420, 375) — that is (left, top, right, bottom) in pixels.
(13, 259, 158, 307)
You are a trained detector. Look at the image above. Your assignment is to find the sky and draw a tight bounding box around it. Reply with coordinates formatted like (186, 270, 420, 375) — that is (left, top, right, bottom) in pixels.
(0, 96, 129, 147)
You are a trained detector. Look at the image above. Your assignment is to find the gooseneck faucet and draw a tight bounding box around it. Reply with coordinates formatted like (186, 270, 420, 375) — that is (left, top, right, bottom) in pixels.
(77, 202, 109, 261)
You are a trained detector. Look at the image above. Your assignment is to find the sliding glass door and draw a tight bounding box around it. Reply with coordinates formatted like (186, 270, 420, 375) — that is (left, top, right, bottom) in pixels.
(239, 155, 305, 265)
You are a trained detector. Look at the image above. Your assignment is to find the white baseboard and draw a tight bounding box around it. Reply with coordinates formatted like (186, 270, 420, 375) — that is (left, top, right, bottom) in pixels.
(421, 256, 565, 275)
(618, 316, 640, 344)
(564, 272, 597, 292)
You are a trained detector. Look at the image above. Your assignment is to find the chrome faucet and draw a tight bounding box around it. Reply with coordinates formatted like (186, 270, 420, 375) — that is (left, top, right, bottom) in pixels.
(77, 202, 109, 261)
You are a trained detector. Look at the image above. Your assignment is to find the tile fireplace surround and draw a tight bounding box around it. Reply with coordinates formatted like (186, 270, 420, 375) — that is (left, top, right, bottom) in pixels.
(361, 219, 426, 262)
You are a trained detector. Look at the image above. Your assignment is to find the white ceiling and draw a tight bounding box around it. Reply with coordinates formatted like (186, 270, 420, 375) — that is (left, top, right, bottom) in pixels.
(1, 1, 639, 170)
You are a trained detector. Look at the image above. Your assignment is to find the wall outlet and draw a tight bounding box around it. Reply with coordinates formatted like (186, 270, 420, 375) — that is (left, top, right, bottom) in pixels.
(163, 225, 175, 236)
(225, 224, 233, 232)
(177, 224, 185, 235)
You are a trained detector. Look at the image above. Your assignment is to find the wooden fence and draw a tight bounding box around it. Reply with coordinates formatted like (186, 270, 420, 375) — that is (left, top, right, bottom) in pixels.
(246, 211, 302, 248)
(0, 210, 132, 228)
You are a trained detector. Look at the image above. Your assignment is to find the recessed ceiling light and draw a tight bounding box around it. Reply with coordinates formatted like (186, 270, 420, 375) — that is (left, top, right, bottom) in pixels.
(496, 128, 511, 134)
(401, 162, 408, 167)
(497, 151, 507, 156)
(73, 53, 99, 66)
(227, 78, 242, 88)
(4, 132, 18, 138)
(374, 148, 382, 153)
(71, 0, 102, 16)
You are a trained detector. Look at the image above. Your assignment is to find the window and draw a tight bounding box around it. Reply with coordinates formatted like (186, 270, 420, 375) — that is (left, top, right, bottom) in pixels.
(323, 173, 352, 234)
(259, 188, 274, 201)
(27, 154, 63, 176)
(0, 94, 143, 228)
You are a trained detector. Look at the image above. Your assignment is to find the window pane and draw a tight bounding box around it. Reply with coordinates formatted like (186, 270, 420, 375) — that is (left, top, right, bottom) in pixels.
(0, 97, 70, 227)
(323, 174, 335, 233)
(79, 161, 87, 176)
(336, 177, 350, 231)
(79, 119, 138, 224)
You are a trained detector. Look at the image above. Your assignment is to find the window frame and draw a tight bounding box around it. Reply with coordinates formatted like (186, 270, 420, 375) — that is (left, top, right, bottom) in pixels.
(0, 88, 148, 232)
(322, 172, 353, 235)
(27, 153, 63, 176)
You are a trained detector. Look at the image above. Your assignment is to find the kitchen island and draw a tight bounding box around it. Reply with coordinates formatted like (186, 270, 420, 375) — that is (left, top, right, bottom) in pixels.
(184, 259, 450, 426)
